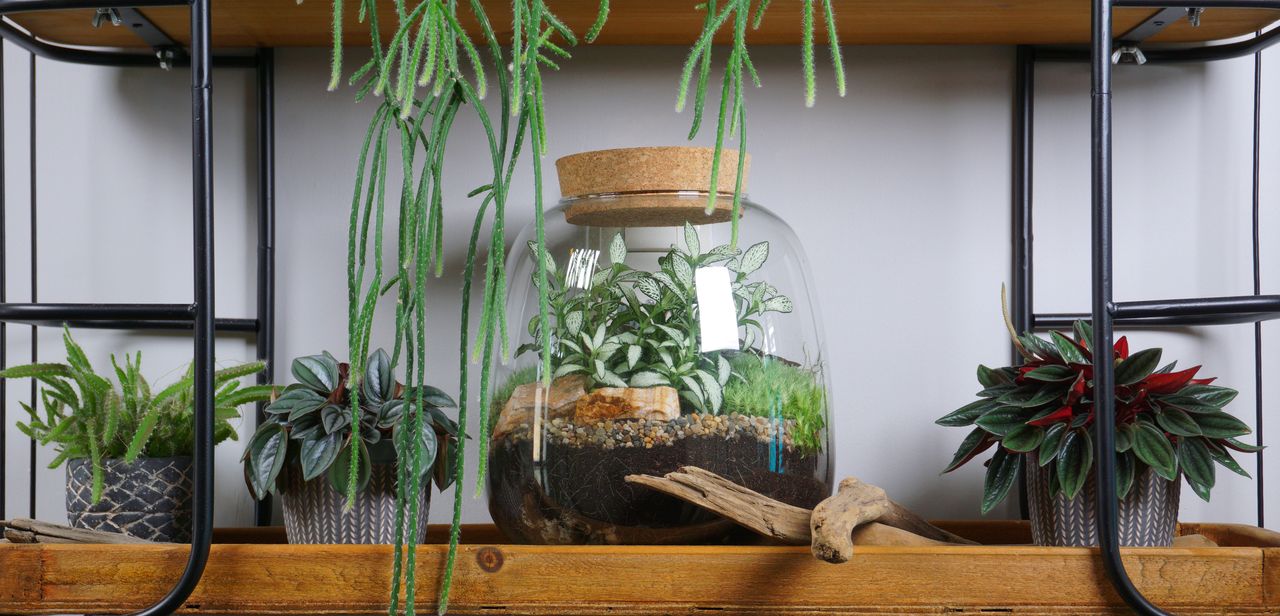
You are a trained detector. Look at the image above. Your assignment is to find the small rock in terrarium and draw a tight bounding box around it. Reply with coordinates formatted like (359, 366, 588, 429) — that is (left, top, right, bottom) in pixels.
(487, 147, 834, 545)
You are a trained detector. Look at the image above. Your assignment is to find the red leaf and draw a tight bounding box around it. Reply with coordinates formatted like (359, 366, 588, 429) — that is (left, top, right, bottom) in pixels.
(1114, 336, 1129, 359)
(1191, 377, 1217, 385)
(1028, 405, 1073, 427)
(1066, 374, 1087, 405)
(1143, 365, 1201, 394)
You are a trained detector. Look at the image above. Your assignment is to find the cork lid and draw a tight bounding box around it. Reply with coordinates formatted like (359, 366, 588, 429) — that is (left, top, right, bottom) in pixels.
(556, 147, 749, 228)
(555, 146, 749, 198)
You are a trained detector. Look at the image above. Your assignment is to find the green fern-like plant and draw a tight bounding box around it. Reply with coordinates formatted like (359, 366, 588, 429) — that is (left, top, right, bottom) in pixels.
(3, 327, 270, 503)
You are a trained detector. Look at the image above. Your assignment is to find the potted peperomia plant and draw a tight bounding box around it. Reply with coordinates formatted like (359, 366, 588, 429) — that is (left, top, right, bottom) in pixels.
(244, 349, 458, 544)
(3, 327, 270, 542)
(938, 319, 1261, 546)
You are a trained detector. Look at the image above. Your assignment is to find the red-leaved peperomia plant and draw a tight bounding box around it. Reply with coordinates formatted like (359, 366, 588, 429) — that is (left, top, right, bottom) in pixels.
(938, 320, 1261, 514)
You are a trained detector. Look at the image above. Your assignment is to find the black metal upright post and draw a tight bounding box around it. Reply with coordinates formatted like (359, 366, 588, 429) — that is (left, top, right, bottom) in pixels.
(254, 47, 275, 527)
(1011, 45, 1036, 520)
(131, 0, 215, 613)
(0, 39, 6, 522)
(1090, 1, 1168, 614)
(25, 51, 34, 520)
(1251, 40, 1266, 529)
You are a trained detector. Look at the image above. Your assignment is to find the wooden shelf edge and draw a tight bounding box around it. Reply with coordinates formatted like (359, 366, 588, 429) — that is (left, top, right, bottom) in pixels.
(5, 2, 1280, 51)
(1, 522, 1277, 615)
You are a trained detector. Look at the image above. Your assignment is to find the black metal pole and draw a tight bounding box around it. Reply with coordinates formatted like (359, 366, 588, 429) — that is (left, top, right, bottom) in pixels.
(0, 39, 6, 522)
(131, 0, 214, 613)
(1091, 1, 1169, 613)
(1251, 38, 1266, 529)
(1011, 44, 1035, 520)
(254, 47, 275, 527)
(25, 49, 33, 519)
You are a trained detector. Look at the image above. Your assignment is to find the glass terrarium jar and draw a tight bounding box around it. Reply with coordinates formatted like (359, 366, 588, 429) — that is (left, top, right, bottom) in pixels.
(487, 146, 833, 544)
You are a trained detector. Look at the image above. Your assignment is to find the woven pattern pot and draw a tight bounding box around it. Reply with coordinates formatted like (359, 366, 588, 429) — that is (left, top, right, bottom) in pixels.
(1026, 460, 1180, 547)
(66, 457, 193, 543)
(280, 463, 429, 544)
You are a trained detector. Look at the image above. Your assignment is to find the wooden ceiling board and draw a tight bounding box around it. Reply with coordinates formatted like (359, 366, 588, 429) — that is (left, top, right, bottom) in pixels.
(4, 1, 1278, 49)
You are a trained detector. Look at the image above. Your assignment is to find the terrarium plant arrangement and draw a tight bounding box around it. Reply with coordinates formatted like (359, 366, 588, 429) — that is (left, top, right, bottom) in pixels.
(3, 327, 270, 542)
(938, 318, 1260, 546)
(321, 0, 846, 610)
(243, 349, 458, 544)
(487, 219, 831, 544)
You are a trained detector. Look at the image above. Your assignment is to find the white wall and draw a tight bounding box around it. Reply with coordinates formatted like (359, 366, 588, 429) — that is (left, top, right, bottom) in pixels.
(2, 43, 1276, 531)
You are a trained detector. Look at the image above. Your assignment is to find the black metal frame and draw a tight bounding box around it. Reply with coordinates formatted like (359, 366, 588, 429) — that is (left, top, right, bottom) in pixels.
(1011, 2, 1279, 614)
(0, 2, 275, 614)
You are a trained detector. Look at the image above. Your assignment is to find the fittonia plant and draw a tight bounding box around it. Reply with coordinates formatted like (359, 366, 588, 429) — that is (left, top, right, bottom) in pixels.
(323, 1, 845, 613)
(520, 224, 794, 415)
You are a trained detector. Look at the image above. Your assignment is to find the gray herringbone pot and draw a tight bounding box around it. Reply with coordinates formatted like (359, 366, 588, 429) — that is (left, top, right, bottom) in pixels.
(280, 463, 430, 544)
(66, 456, 193, 543)
(1026, 460, 1180, 547)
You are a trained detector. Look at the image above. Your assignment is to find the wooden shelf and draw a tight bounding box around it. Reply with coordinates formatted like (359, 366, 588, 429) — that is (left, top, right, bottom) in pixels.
(1, 521, 1277, 615)
(5, 1, 1280, 50)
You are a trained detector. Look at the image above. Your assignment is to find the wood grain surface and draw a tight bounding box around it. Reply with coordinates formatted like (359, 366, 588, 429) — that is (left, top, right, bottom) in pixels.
(1, 522, 1277, 615)
(6, 1, 1279, 49)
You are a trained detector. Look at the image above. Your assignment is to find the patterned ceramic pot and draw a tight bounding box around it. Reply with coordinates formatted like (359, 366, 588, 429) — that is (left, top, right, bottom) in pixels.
(66, 457, 193, 543)
(1026, 460, 1180, 547)
(280, 463, 429, 544)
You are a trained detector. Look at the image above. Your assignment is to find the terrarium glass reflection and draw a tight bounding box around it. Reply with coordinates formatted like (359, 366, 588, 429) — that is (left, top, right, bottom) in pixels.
(487, 190, 833, 544)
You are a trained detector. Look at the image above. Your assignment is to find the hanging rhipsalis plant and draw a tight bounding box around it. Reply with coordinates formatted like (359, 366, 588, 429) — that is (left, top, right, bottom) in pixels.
(937, 318, 1262, 514)
(677, 0, 845, 244)
(320, 2, 846, 613)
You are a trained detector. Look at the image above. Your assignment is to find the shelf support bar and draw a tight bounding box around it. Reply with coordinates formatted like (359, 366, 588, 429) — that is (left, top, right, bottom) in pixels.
(128, 0, 213, 613)
(1091, 1, 1170, 614)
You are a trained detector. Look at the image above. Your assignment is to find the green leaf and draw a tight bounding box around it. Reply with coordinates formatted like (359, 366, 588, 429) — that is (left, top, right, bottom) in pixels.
(1117, 450, 1136, 499)
(1073, 320, 1094, 350)
(975, 407, 1032, 436)
(362, 348, 393, 404)
(997, 385, 1062, 409)
(762, 296, 794, 313)
(936, 398, 1000, 427)
(738, 241, 769, 275)
(293, 353, 340, 393)
(322, 404, 351, 434)
(976, 365, 1012, 388)
(247, 424, 287, 499)
(1192, 412, 1252, 439)
(0, 362, 72, 379)
(1187, 475, 1212, 502)
(1207, 443, 1251, 478)
(1177, 437, 1215, 494)
(1132, 423, 1178, 481)
(634, 277, 662, 302)
(630, 371, 669, 388)
(671, 256, 694, 288)
(1056, 429, 1094, 500)
(1175, 384, 1238, 408)
(1050, 331, 1086, 364)
(299, 431, 343, 481)
(1023, 365, 1076, 382)
(1038, 423, 1069, 467)
(682, 222, 700, 257)
(1161, 396, 1225, 414)
(1224, 437, 1264, 453)
(981, 447, 1022, 514)
(328, 440, 372, 496)
(609, 232, 628, 264)
(1114, 348, 1161, 385)
(1019, 334, 1061, 362)
(1116, 423, 1136, 453)
(1003, 424, 1045, 453)
(1155, 407, 1202, 437)
(942, 427, 993, 473)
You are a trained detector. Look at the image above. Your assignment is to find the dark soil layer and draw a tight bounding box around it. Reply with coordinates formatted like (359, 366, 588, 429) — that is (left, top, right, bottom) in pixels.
(488, 426, 831, 544)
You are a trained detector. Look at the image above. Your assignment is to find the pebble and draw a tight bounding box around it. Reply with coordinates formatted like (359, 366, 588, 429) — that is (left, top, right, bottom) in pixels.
(500, 411, 803, 451)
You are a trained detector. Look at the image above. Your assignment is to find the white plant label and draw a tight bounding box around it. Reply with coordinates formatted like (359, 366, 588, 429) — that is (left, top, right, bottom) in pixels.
(695, 265, 739, 353)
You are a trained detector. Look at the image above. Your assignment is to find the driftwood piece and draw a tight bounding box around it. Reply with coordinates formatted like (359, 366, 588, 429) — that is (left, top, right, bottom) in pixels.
(1172, 533, 1219, 548)
(811, 477, 976, 563)
(0, 518, 154, 544)
(625, 467, 965, 551)
(625, 466, 811, 544)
